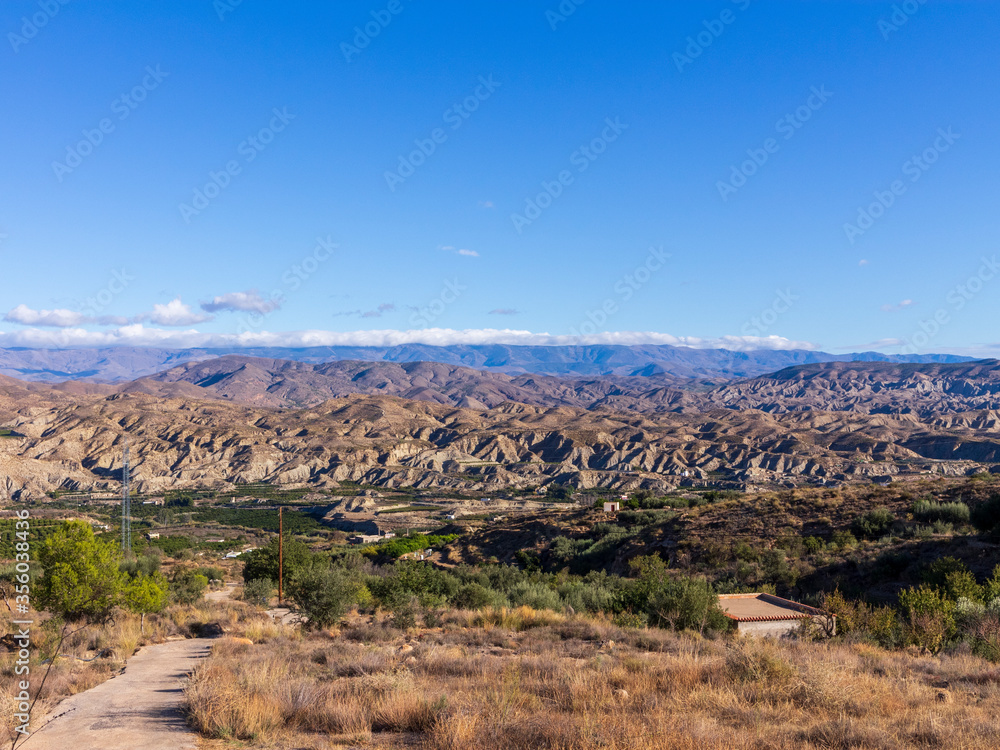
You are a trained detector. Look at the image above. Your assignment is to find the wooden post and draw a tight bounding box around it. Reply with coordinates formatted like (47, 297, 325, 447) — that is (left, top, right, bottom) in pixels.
(278, 506, 283, 606)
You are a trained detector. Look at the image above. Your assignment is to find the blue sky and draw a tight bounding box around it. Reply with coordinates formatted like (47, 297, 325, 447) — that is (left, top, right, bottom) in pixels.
(1, 0, 998, 355)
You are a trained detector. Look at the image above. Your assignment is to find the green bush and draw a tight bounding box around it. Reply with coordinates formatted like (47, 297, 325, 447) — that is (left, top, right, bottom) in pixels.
(451, 582, 508, 610)
(852, 507, 895, 539)
(242, 577, 275, 607)
(647, 577, 729, 635)
(830, 530, 858, 549)
(171, 568, 208, 605)
(197, 566, 225, 584)
(983, 564, 1000, 603)
(898, 584, 956, 654)
(120, 553, 161, 579)
(971, 494, 1000, 533)
(913, 498, 970, 525)
(288, 564, 366, 629)
(377, 533, 459, 559)
(509, 581, 561, 611)
(803, 536, 823, 555)
(922, 556, 970, 593)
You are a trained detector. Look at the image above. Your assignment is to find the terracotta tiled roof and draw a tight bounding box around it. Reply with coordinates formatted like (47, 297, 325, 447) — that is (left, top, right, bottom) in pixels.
(717, 592, 832, 623)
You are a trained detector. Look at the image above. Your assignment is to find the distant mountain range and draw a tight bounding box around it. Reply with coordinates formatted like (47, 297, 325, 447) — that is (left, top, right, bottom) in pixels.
(0, 344, 975, 383)
(3, 354, 1000, 499)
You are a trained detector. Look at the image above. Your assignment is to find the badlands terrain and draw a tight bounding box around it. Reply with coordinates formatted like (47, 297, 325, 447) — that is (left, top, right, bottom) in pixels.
(1, 353, 999, 500)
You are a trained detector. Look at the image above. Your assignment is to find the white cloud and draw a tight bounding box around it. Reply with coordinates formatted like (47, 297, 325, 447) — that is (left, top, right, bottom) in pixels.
(859, 259, 870, 266)
(439, 245, 479, 257)
(201, 290, 282, 315)
(479, 200, 495, 208)
(880, 299, 915, 312)
(489, 308, 519, 315)
(147, 298, 214, 326)
(0, 325, 819, 351)
(333, 303, 396, 319)
(3, 304, 86, 328)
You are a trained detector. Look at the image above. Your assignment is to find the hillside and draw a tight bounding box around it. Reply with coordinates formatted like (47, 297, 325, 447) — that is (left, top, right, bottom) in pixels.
(2, 382, 1000, 499)
(126, 355, 705, 411)
(709, 360, 1000, 415)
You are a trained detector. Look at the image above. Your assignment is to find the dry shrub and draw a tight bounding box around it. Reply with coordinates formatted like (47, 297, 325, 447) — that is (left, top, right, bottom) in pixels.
(473, 605, 564, 631)
(798, 717, 895, 750)
(371, 690, 443, 732)
(185, 661, 285, 739)
(724, 639, 796, 686)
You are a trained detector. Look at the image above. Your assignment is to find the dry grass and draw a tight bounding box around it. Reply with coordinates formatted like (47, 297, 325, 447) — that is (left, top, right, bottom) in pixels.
(0, 597, 271, 743)
(184, 608, 1000, 749)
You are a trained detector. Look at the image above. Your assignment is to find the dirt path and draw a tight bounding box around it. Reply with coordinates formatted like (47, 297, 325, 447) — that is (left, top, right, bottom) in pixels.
(19, 638, 210, 750)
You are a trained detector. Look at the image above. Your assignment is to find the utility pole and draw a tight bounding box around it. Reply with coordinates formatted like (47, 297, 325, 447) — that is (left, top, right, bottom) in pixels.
(278, 506, 283, 605)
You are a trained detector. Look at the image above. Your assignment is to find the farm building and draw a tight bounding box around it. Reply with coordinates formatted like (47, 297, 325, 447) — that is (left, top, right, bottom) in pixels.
(603, 501, 621, 513)
(717, 593, 835, 637)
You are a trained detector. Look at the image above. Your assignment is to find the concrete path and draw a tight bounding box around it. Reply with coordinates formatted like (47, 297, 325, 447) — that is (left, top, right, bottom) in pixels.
(19, 638, 210, 750)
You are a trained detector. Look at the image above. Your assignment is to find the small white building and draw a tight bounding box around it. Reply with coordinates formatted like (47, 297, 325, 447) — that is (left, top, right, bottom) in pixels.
(718, 593, 835, 637)
(145, 531, 160, 540)
(603, 501, 621, 513)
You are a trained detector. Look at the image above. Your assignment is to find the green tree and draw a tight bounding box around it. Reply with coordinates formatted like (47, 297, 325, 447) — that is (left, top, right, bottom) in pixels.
(287, 564, 366, 629)
(171, 568, 208, 605)
(125, 572, 169, 633)
(242, 578, 275, 607)
(241, 535, 315, 584)
(37, 521, 127, 621)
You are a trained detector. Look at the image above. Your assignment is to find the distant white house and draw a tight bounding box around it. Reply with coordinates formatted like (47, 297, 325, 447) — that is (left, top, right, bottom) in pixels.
(603, 501, 621, 513)
(145, 531, 160, 540)
(619, 494, 629, 501)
